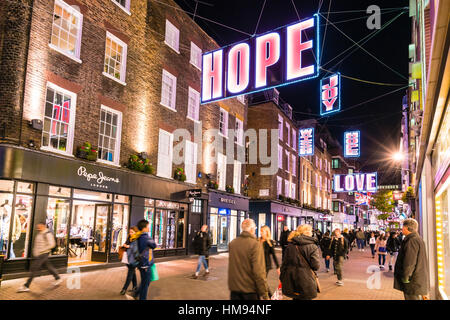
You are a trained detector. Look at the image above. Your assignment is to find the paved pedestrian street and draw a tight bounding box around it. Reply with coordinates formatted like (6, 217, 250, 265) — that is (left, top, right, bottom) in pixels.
(0, 248, 403, 300)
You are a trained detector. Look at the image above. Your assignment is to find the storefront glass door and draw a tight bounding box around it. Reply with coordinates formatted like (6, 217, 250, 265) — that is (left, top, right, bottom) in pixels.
(92, 204, 110, 262)
(217, 215, 229, 252)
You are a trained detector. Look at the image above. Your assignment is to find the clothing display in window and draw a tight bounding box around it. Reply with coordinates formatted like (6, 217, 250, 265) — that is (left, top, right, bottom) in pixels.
(0, 202, 21, 258)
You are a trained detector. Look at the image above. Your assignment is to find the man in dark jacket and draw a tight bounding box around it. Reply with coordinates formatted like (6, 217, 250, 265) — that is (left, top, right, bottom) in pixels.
(386, 232, 401, 271)
(330, 229, 348, 286)
(193, 225, 211, 279)
(319, 231, 332, 272)
(279, 225, 290, 257)
(228, 219, 269, 300)
(280, 225, 320, 300)
(394, 219, 429, 300)
(135, 219, 156, 300)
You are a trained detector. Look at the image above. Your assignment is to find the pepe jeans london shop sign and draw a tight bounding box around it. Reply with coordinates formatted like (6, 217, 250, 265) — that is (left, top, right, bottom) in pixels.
(77, 166, 120, 190)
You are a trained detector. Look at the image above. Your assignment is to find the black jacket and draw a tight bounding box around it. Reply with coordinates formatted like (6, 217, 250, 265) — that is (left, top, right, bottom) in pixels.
(261, 239, 279, 272)
(280, 230, 290, 247)
(330, 236, 349, 260)
(193, 231, 211, 256)
(319, 236, 332, 258)
(394, 232, 429, 295)
(280, 235, 320, 300)
(386, 237, 401, 253)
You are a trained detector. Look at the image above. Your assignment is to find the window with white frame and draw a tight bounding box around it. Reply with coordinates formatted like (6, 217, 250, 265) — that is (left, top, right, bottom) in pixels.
(187, 87, 199, 121)
(277, 176, 282, 196)
(319, 158, 322, 170)
(219, 108, 228, 137)
(315, 173, 318, 187)
(185, 140, 197, 183)
(302, 165, 305, 181)
(292, 128, 296, 150)
(291, 154, 296, 176)
(157, 129, 173, 178)
(50, 0, 83, 61)
(103, 32, 127, 83)
(278, 144, 283, 169)
(112, 0, 130, 13)
(284, 179, 290, 197)
(235, 118, 243, 145)
(286, 123, 291, 146)
(190, 41, 202, 69)
(161, 69, 177, 110)
(278, 115, 283, 140)
(217, 152, 227, 191)
(165, 19, 179, 53)
(237, 95, 246, 105)
(285, 150, 290, 173)
(233, 160, 242, 194)
(98, 106, 122, 165)
(319, 175, 322, 190)
(291, 183, 296, 199)
(42, 83, 76, 155)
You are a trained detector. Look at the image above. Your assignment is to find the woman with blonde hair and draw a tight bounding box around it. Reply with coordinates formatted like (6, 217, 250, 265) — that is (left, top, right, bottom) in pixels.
(280, 224, 321, 300)
(259, 225, 279, 296)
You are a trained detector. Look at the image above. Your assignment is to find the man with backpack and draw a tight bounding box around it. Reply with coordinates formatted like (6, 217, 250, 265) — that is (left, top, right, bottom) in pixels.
(192, 225, 211, 279)
(132, 219, 156, 300)
(18, 222, 61, 292)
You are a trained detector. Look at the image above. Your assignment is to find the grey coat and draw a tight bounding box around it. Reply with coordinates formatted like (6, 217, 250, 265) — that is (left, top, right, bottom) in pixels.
(394, 232, 429, 295)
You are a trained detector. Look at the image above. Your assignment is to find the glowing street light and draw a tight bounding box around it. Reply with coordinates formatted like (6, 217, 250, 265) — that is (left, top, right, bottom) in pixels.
(392, 152, 405, 162)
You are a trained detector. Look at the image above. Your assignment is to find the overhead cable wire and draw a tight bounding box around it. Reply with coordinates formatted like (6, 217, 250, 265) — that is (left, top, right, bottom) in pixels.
(319, 8, 405, 26)
(320, 67, 407, 86)
(319, 12, 408, 81)
(319, 7, 408, 14)
(253, 0, 267, 35)
(319, 0, 332, 64)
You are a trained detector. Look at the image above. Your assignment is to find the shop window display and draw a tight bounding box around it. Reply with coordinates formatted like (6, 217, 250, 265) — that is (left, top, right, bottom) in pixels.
(46, 198, 70, 255)
(144, 206, 154, 238)
(69, 200, 96, 262)
(111, 204, 129, 253)
(210, 209, 218, 245)
(229, 211, 237, 242)
(165, 210, 176, 249)
(155, 210, 164, 249)
(0, 192, 14, 257)
(177, 209, 185, 248)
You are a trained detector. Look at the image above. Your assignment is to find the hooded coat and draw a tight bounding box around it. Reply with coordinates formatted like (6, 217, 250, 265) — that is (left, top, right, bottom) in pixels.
(132, 231, 156, 268)
(280, 235, 321, 300)
(394, 232, 429, 295)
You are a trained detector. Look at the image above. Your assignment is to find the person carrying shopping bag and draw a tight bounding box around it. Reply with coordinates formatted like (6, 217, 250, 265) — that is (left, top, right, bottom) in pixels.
(119, 226, 139, 295)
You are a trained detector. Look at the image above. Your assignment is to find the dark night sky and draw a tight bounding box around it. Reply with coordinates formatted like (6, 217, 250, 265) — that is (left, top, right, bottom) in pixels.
(173, 0, 410, 184)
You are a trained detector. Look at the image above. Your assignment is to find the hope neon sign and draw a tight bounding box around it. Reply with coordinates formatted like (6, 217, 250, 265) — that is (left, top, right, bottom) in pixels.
(298, 127, 314, 156)
(344, 130, 360, 158)
(320, 73, 340, 115)
(201, 15, 319, 104)
(333, 173, 377, 193)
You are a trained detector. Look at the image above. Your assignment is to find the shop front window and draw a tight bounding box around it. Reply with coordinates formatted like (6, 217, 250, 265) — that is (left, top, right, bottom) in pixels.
(73, 189, 112, 202)
(258, 213, 266, 238)
(49, 185, 71, 197)
(165, 210, 176, 249)
(111, 204, 129, 253)
(0, 188, 14, 257)
(155, 209, 164, 249)
(239, 211, 245, 234)
(144, 207, 154, 238)
(210, 208, 218, 245)
(177, 209, 185, 248)
(46, 197, 70, 255)
(230, 210, 237, 242)
(436, 184, 450, 297)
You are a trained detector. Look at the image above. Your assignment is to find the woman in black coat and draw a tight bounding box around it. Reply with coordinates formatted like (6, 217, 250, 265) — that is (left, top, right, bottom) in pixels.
(280, 225, 321, 300)
(259, 226, 280, 296)
(319, 231, 332, 272)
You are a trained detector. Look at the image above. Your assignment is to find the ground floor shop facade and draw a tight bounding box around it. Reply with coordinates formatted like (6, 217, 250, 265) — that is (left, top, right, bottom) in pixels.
(0, 145, 194, 275)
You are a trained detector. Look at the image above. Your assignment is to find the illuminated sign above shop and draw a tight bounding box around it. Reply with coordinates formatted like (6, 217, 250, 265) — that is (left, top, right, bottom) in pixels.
(320, 73, 341, 115)
(333, 173, 377, 193)
(299, 127, 314, 156)
(201, 15, 319, 103)
(344, 130, 360, 158)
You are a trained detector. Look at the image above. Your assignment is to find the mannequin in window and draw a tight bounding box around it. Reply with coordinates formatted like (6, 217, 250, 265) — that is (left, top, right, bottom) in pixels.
(0, 200, 11, 255)
(0, 202, 21, 258)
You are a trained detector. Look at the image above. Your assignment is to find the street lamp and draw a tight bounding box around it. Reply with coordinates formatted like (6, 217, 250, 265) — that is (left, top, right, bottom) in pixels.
(392, 152, 405, 162)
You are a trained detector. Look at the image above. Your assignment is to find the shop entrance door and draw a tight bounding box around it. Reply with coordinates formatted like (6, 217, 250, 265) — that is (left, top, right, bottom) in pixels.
(92, 204, 111, 262)
(217, 215, 229, 252)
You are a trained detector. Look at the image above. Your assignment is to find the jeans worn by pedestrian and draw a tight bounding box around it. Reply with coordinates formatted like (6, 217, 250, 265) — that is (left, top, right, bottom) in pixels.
(378, 254, 386, 266)
(334, 256, 344, 281)
(370, 244, 376, 257)
(357, 239, 365, 249)
(196, 255, 208, 274)
(24, 253, 60, 288)
(324, 258, 330, 270)
(137, 267, 152, 300)
(122, 264, 137, 291)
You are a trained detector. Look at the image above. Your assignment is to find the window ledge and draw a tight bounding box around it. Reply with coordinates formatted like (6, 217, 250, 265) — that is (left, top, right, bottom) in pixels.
(49, 44, 82, 64)
(164, 41, 180, 54)
(218, 132, 229, 139)
(102, 72, 127, 86)
(97, 159, 121, 167)
(187, 116, 201, 124)
(156, 173, 173, 180)
(190, 61, 201, 71)
(160, 102, 177, 112)
(40, 146, 75, 157)
(111, 0, 131, 15)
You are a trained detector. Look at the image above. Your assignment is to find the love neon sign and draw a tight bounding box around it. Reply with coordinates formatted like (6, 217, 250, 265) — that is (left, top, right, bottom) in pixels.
(320, 73, 340, 115)
(333, 173, 377, 193)
(344, 130, 360, 158)
(201, 15, 319, 104)
(299, 127, 314, 156)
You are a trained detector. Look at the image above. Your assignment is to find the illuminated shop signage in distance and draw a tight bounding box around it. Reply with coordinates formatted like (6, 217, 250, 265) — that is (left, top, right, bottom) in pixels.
(201, 15, 319, 104)
(333, 173, 377, 193)
(299, 127, 314, 156)
(320, 73, 340, 115)
(344, 130, 360, 158)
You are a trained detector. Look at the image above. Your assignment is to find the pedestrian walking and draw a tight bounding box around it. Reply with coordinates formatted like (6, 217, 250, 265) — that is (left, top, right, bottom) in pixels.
(386, 232, 401, 271)
(119, 226, 139, 295)
(319, 231, 332, 272)
(375, 233, 388, 269)
(280, 224, 320, 300)
(133, 219, 157, 300)
(17, 222, 61, 292)
(369, 232, 376, 258)
(394, 219, 429, 300)
(259, 225, 280, 296)
(330, 228, 348, 286)
(193, 224, 211, 279)
(348, 230, 356, 251)
(279, 225, 290, 257)
(356, 228, 365, 251)
(228, 219, 269, 300)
